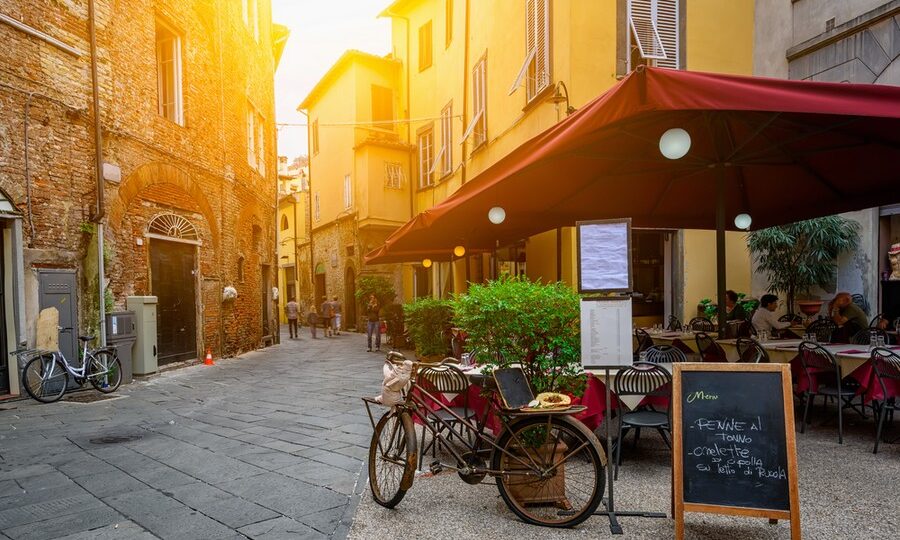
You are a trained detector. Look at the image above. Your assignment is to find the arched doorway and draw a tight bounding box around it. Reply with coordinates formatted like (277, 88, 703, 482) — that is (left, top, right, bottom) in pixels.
(148, 213, 199, 364)
(314, 262, 326, 310)
(344, 267, 357, 330)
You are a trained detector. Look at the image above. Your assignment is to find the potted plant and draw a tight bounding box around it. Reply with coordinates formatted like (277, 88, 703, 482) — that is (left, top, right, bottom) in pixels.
(748, 216, 859, 315)
(452, 276, 585, 396)
(403, 298, 453, 362)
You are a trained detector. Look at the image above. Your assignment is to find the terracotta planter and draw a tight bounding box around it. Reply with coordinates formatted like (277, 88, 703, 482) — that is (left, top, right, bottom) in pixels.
(501, 441, 569, 507)
(797, 300, 824, 317)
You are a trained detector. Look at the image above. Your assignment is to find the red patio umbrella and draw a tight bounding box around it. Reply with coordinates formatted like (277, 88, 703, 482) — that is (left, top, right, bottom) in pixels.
(366, 67, 900, 328)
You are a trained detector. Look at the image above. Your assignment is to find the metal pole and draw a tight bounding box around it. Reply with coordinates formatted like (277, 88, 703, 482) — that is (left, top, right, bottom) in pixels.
(716, 166, 727, 336)
(89, 0, 106, 346)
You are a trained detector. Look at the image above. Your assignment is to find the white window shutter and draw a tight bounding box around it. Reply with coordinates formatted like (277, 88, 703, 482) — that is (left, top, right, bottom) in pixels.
(427, 144, 445, 175)
(460, 109, 481, 143)
(654, 0, 679, 69)
(535, 0, 549, 91)
(629, 0, 666, 60)
(508, 48, 536, 95)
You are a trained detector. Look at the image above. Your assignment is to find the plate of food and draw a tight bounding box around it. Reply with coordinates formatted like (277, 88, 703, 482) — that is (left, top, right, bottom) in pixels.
(521, 392, 572, 411)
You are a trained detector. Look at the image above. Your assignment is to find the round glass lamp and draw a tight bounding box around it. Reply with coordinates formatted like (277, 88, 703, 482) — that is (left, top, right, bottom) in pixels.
(422, 258, 432, 268)
(659, 128, 691, 160)
(734, 213, 752, 230)
(488, 206, 506, 224)
(453, 246, 466, 257)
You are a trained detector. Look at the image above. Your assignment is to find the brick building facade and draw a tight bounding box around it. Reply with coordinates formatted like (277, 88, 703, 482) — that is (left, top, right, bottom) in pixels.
(0, 0, 285, 395)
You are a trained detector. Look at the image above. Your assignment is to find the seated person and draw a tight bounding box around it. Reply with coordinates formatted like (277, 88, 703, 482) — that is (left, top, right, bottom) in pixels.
(751, 294, 791, 335)
(828, 292, 868, 338)
(724, 290, 746, 321)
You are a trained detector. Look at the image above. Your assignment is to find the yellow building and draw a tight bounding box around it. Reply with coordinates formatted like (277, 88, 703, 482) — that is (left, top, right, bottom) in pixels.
(298, 51, 412, 330)
(277, 161, 311, 323)
(375, 0, 755, 323)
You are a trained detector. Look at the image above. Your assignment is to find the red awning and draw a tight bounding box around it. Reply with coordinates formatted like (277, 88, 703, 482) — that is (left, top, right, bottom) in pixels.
(366, 67, 900, 264)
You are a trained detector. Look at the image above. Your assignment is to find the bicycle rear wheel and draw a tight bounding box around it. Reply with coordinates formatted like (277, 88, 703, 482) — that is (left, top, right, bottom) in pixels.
(492, 415, 606, 528)
(22, 354, 69, 403)
(368, 410, 417, 508)
(88, 351, 122, 393)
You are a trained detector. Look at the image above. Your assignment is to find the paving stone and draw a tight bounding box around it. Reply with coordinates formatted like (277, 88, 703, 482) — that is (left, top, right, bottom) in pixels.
(217, 473, 348, 520)
(192, 496, 280, 529)
(238, 516, 327, 540)
(4, 505, 122, 540)
(278, 462, 359, 495)
(72, 468, 148, 498)
(52, 520, 156, 539)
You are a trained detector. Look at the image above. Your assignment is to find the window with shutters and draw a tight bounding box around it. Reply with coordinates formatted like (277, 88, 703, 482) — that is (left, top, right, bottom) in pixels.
(156, 20, 184, 125)
(418, 126, 435, 188)
(343, 174, 353, 208)
(311, 120, 319, 155)
(246, 101, 265, 175)
(314, 192, 321, 222)
(385, 162, 404, 189)
(509, 0, 551, 103)
(242, 0, 259, 41)
(445, 0, 453, 48)
(371, 85, 393, 130)
(418, 21, 433, 71)
(462, 56, 487, 148)
(627, 0, 680, 71)
(440, 102, 453, 175)
(280, 215, 289, 231)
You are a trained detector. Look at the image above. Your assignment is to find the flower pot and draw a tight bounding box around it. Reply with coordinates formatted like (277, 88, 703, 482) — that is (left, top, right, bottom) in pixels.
(500, 440, 569, 507)
(796, 300, 824, 317)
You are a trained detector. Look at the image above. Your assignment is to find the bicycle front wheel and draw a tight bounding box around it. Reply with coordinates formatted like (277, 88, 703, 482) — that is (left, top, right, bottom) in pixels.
(88, 351, 122, 393)
(368, 410, 417, 508)
(22, 354, 69, 403)
(492, 415, 606, 528)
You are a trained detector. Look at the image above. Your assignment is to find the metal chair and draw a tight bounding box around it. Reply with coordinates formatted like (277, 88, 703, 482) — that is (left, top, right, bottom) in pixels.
(687, 317, 715, 332)
(666, 315, 683, 332)
(416, 363, 475, 469)
(778, 313, 804, 325)
(634, 328, 654, 360)
(869, 313, 886, 328)
(850, 328, 891, 346)
(851, 293, 870, 315)
(612, 361, 672, 479)
(736, 320, 757, 338)
(695, 332, 726, 362)
(736, 337, 769, 363)
(870, 347, 900, 454)
(805, 318, 836, 343)
(797, 341, 863, 444)
(643, 344, 687, 364)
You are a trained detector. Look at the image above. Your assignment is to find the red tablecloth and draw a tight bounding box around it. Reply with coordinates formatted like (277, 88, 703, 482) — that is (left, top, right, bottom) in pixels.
(790, 352, 900, 404)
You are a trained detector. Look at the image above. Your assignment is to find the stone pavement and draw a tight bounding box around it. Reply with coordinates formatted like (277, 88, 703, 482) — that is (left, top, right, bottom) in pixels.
(0, 329, 386, 540)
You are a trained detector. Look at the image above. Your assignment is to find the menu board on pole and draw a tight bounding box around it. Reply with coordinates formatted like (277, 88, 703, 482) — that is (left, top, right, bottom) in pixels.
(577, 219, 632, 294)
(580, 298, 633, 368)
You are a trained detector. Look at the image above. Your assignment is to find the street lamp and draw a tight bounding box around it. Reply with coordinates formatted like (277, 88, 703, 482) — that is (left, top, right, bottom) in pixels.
(659, 128, 691, 160)
(422, 258, 432, 268)
(734, 213, 752, 230)
(453, 246, 466, 257)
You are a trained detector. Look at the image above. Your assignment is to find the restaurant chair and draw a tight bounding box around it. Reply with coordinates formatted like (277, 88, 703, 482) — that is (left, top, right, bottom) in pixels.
(612, 361, 672, 480)
(870, 347, 900, 454)
(778, 313, 804, 325)
(634, 328, 654, 360)
(851, 293, 870, 315)
(644, 344, 687, 364)
(798, 341, 863, 444)
(806, 318, 836, 343)
(666, 315, 683, 332)
(736, 320, 757, 338)
(869, 313, 886, 329)
(695, 332, 727, 362)
(416, 363, 475, 469)
(850, 328, 891, 346)
(687, 317, 715, 332)
(736, 337, 769, 363)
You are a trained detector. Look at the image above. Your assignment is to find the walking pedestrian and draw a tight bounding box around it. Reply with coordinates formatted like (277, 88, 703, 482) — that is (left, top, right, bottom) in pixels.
(332, 295, 342, 335)
(306, 302, 319, 339)
(366, 294, 381, 352)
(285, 297, 299, 339)
(320, 296, 334, 337)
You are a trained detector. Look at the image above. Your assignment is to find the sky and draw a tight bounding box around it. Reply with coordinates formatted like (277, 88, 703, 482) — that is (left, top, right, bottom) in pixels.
(272, 0, 392, 161)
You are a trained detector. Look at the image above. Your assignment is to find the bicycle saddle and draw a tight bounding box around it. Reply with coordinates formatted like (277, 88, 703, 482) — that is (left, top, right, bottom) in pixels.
(78, 335, 95, 342)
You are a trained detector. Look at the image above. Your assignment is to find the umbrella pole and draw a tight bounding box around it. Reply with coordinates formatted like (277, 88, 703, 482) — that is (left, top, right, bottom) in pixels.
(716, 166, 727, 336)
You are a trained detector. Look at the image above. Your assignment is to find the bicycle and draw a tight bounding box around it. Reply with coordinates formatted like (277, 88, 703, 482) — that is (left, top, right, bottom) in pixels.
(12, 334, 123, 403)
(362, 352, 607, 528)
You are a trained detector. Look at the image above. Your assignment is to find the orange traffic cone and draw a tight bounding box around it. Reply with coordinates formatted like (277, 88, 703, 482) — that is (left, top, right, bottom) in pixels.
(203, 348, 215, 366)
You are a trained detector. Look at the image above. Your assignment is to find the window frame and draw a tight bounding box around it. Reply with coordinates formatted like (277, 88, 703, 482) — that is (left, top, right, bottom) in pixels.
(626, 0, 680, 72)
(311, 119, 320, 155)
(417, 124, 435, 189)
(314, 192, 321, 222)
(343, 174, 353, 209)
(242, 0, 260, 41)
(461, 55, 487, 149)
(155, 19, 184, 126)
(280, 214, 289, 231)
(418, 20, 433, 72)
(445, 0, 453, 48)
(525, 0, 552, 102)
(440, 101, 453, 177)
(385, 161, 404, 189)
(246, 101, 265, 175)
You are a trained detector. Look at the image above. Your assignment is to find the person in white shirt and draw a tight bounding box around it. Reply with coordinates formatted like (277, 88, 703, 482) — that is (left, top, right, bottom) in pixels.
(751, 294, 792, 335)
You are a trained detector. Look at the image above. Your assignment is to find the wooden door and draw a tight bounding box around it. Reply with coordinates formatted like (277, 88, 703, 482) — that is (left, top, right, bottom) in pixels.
(150, 240, 197, 364)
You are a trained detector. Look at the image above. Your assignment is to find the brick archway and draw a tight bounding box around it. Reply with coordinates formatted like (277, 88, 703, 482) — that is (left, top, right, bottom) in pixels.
(109, 162, 219, 251)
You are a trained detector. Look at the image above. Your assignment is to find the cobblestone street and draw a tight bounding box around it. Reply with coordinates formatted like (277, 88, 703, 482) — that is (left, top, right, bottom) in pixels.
(0, 330, 383, 540)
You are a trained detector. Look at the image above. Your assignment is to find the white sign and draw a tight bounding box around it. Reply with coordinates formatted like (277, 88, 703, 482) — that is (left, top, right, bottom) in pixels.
(580, 299, 633, 368)
(577, 220, 631, 293)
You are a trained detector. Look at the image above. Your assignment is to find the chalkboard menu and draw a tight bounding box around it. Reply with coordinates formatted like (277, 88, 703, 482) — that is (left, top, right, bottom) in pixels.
(672, 364, 801, 539)
(493, 368, 534, 409)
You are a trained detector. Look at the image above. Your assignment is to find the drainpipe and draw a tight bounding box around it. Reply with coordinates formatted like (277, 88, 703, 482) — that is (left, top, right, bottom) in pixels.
(88, 0, 106, 346)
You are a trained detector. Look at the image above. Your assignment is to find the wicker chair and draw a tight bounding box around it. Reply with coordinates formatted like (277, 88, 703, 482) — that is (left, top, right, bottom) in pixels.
(850, 328, 891, 346)
(736, 337, 769, 363)
(666, 315, 683, 332)
(612, 362, 672, 479)
(778, 313, 804, 325)
(869, 313, 886, 328)
(870, 347, 900, 454)
(634, 328, 654, 360)
(805, 318, 836, 343)
(851, 293, 870, 315)
(416, 363, 475, 469)
(644, 344, 687, 364)
(695, 332, 726, 362)
(736, 320, 757, 338)
(797, 341, 863, 444)
(687, 317, 715, 332)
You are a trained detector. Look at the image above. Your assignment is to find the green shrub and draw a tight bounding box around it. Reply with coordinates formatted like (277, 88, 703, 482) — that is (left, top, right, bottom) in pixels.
(382, 303, 405, 346)
(403, 298, 453, 357)
(452, 276, 584, 395)
(355, 275, 396, 307)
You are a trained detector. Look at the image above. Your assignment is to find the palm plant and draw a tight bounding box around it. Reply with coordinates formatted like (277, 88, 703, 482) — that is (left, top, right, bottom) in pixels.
(748, 216, 859, 315)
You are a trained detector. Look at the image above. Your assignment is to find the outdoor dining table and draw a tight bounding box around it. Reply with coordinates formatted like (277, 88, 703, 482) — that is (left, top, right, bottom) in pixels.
(647, 330, 718, 353)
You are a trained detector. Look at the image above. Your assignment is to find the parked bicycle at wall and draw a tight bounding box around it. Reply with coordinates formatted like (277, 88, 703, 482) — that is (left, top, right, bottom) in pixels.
(11, 333, 122, 403)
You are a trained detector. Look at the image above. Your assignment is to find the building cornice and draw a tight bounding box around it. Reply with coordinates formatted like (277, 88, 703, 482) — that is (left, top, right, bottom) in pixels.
(787, 0, 900, 61)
